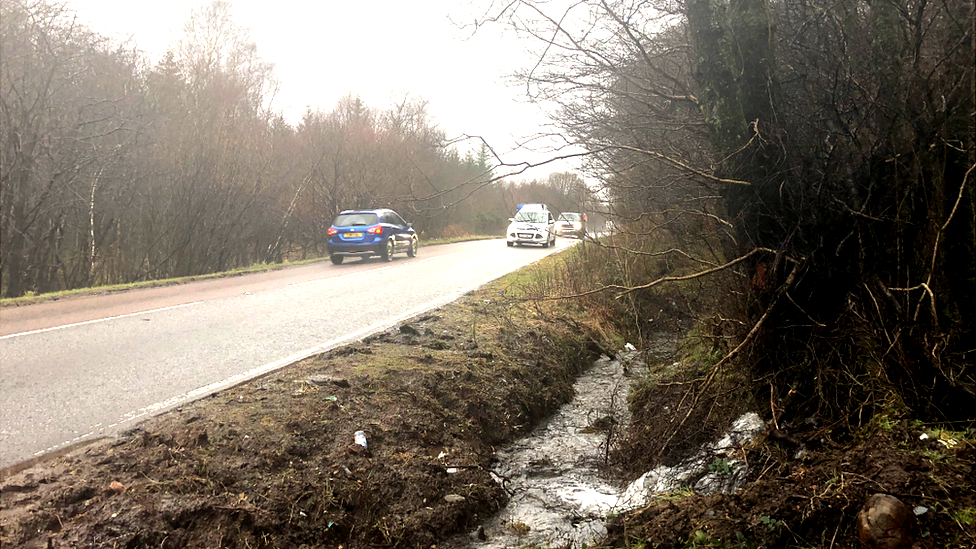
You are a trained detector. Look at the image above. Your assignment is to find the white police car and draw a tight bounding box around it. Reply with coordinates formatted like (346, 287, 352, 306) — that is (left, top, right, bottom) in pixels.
(506, 203, 556, 247)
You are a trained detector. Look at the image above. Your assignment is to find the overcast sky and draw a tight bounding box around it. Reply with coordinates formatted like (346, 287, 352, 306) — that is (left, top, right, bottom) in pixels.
(66, 0, 575, 177)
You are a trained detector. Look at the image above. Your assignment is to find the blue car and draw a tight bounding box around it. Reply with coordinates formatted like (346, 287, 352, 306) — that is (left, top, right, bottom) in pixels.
(327, 209, 419, 265)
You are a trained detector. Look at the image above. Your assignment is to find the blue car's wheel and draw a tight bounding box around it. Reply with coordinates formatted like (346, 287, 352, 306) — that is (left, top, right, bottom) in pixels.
(382, 238, 395, 261)
(407, 236, 418, 257)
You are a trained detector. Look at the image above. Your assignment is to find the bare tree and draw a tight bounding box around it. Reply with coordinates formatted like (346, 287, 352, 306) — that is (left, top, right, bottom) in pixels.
(1, 0, 146, 295)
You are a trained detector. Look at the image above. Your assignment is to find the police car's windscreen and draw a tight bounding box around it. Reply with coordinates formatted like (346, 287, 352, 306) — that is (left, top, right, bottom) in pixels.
(333, 213, 379, 227)
(514, 211, 548, 223)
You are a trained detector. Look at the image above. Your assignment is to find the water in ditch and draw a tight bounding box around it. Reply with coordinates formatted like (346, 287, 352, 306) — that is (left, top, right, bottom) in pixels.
(445, 334, 765, 549)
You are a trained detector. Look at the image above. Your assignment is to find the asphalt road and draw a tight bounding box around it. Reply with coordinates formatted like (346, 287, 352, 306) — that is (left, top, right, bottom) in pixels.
(0, 238, 577, 468)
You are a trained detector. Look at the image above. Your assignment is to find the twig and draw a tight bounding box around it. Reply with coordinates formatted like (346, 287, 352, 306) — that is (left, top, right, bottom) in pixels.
(770, 383, 780, 430)
(890, 161, 975, 325)
(610, 144, 752, 186)
(545, 247, 777, 301)
(828, 521, 841, 549)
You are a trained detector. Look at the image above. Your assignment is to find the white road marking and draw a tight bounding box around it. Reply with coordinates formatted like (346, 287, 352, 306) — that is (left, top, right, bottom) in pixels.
(29, 241, 575, 458)
(0, 301, 205, 340)
(287, 266, 394, 287)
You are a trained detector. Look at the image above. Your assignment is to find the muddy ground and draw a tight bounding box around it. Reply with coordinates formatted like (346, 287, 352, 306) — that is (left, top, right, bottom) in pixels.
(2, 254, 974, 549)
(610, 421, 975, 548)
(608, 339, 976, 548)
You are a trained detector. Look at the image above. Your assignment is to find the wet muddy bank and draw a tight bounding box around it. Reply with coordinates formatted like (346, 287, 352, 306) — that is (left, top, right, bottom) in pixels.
(443, 351, 641, 549)
(446, 328, 766, 549)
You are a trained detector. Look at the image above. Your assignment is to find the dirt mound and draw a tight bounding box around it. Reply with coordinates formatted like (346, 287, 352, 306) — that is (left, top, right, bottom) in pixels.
(0, 287, 614, 548)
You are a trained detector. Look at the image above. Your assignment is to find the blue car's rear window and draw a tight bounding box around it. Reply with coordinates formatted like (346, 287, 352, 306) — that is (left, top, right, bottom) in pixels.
(333, 213, 379, 227)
